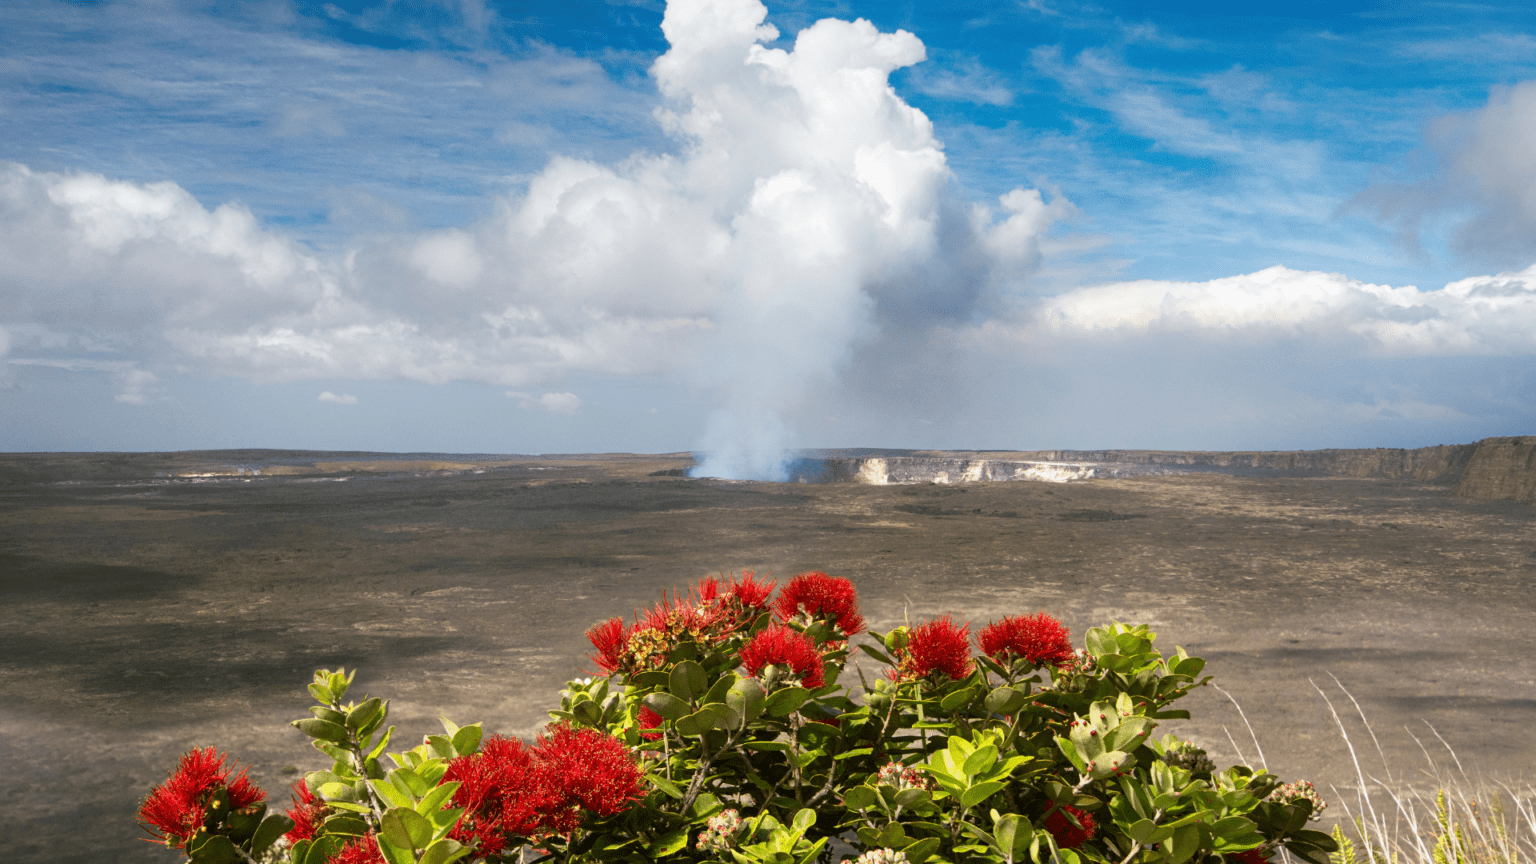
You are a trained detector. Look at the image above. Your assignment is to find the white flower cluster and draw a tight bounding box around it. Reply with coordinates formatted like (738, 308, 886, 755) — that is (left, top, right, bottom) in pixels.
(1160, 741, 1216, 774)
(697, 808, 743, 854)
(853, 849, 909, 864)
(1270, 781, 1326, 819)
(877, 761, 934, 791)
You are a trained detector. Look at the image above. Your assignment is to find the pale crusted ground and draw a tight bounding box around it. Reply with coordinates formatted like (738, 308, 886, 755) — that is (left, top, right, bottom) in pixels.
(2, 455, 1534, 862)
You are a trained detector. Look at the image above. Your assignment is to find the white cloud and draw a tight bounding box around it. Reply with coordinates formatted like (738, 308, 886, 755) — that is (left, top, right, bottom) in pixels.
(0, 0, 1069, 479)
(1032, 263, 1536, 355)
(906, 54, 1013, 106)
(318, 391, 358, 404)
(507, 391, 583, 414)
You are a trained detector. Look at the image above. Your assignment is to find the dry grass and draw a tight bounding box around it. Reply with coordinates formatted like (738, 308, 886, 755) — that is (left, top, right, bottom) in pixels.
(1309, 676, 1535, 864)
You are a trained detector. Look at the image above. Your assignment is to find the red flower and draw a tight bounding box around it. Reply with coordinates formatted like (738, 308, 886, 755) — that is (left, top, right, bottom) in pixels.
(330, 832, 387, 864)
(894, 616, 973, 682)
(586, 617, 632, 675)
(284, 780, 328, 843)
(977, 613, 1075, 669)
(728, 571, 775, 611)
(773, 572, 865, 636)
(137, 747, 266, 849)
(1228, 851, 1270, 864)
(739, 625, 826, 689)
(1044, 804, 1096, 849)
(532, 725, 644, 835)
(444, 735, 551, 854)
(635, 705, 665, 742)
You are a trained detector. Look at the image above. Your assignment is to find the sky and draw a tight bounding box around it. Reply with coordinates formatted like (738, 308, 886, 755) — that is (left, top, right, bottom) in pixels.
(3, 0, 1536, 473)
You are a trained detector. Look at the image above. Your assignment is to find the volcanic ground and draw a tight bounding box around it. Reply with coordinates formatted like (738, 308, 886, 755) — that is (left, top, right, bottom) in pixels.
(2, 451, 1534, 863)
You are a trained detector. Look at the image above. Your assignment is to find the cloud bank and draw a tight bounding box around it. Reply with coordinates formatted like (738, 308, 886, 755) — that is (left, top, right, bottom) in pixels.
(3, 0, 1536, 458)
(0, 0, 1069, 477)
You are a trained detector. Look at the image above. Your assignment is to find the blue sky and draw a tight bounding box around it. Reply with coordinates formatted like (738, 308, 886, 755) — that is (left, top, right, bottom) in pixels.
(3, 0, 1536, 470)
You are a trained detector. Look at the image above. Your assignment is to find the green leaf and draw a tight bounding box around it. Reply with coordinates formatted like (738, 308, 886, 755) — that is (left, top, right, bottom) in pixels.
(728, 677, 768, 725)
(675, 705, 719, 736)
(651, 828, 691, 856)
(309, 683, 334, 704)
(389, 767, 432, 798)
(325, 800, 374, 815)
(382, 807, 434, 851)
(417, 781, 460, 816)
(1291, 830, 1339, 850)
(632, 670, 671, 689)
(894, 788, 931, 808)
(843, 785, 876, 811)
(450, 724, 482, 756)
(377, 834, 416, 864)
(860, 643, 895, 665)
(419, 838, 468, 864)
(369, 778, 415, 809)
(251, 813, 296, 857)
(311, 706, 348, 725)
(292, 717, 350, 743)
(690, 792, 725, 820)
(1126, 819, 1159, 844)
(671, 660, 708, 702)
(345, 698, 383, 731)
(742, 740, 792, 751)
(648, 773, 685, 799)
(368, 725, 395, 761)
(904, 838, 941, 864)
(644, 691, 692, 720)
(186, 833, 242, 864)
(962, 745, 999, 779)
(573, 699, 603, 726)
(792, 808, 817, 834)
(765, 687, 811, 717)
(878, 822, 907, 847)
(319, 781, 359, 802)
(961, 781, 1005, 810)
(939, 688, 976, 712)
(835, 747, 874, 761)
(985, 687, 1027, 716)
(1161, 824, 1201, 864)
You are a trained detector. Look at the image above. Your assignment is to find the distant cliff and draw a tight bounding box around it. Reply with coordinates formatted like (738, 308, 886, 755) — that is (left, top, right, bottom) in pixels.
(793, 438, 1536, 506)
(1452, 437, 1536, 504)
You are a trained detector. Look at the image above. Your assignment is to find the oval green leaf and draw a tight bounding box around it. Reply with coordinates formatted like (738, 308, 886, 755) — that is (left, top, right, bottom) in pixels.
(765, 686, 810, 717)
(643, 691, 691, 720)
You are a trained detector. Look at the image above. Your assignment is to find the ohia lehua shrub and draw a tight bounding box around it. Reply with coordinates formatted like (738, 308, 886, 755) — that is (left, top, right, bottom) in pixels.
(136, 571, 1334, 864)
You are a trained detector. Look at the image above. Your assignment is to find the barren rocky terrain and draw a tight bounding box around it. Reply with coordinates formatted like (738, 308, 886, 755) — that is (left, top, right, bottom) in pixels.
(2, 450, 1534, 863)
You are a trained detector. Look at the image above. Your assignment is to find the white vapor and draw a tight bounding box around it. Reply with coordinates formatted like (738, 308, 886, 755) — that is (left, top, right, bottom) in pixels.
(318, 391, 358, 405)
(0, 0, 1068, 477)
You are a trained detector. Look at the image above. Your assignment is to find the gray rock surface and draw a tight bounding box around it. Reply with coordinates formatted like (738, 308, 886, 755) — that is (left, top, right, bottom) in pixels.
(1, 450, 1533, 863)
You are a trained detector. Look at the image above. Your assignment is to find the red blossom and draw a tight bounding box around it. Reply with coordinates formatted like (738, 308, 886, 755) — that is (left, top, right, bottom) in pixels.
(137, 747, 266, 849)
(444, 735, 551, 854)
(894, 616, 973, 682)
(1229, 851, 1270, 864)
(977, 613, 1075, 669)
(533, 725, 644, 836)
(586, 617, 632, 675)
(330, 832, 387, 864)
(772, 572, 865, 636)
(1044, 804, 1096, 849)
(739, 625, 826, 689)
(635, 705, 665, 742)
(284, 780, 328, 844)
(728, 571, 775, 611)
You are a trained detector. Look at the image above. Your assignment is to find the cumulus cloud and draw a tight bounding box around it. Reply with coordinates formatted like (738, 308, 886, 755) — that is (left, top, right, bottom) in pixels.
(1032, 263, 1536, 355)
(507, 391, 583, 415)
(318, 391, 358, 404)
(0, 0, 1067, 478)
